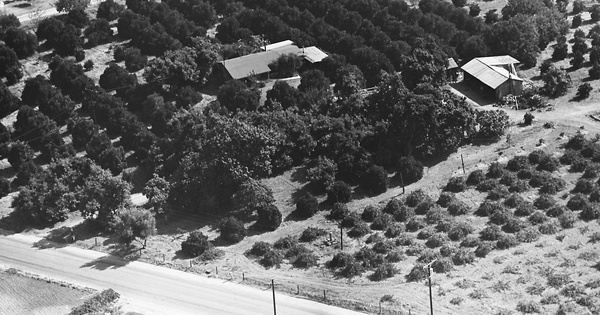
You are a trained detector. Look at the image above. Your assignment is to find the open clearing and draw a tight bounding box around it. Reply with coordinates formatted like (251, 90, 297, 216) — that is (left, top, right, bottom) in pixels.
(0, 268, 93, 315)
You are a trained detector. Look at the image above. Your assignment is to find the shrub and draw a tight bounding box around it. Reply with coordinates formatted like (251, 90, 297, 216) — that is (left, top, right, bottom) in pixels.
(538, 220, 561, 235)
(328, 252, 354, 269)
(393, 205, 415, 222)
(488, 186, 510, 200)
(340, 262, 365, 278)
(384, 224, 405, 238)
(440, 244, 458, 257)
(329, 203, 349, 220)
(219, 217, 246, 243)
(475, 201, 502, 217)
(487, 162, 505, 178)
(68, 289, 120, 315)
(589, 232, 600, 243)
(406, 264, 427, 282)
(448, 222, 474, 241)
(529, 211, 549, 225)
(540, 294, 560, 305)
(415, 199, 436, 215)
(517, 169, 535, 179)
(417, 227, 436, 240)
(480, 224, 503, 241)
(348, 222, 371, 238)
(299, 227, 327, 242)
(516, 301, 541, 313)
(437, 192, 455, 207)
(499, 172, 517, 187)
(385, 250, 405, 262)
(373, 240, 395, 254)
(517, 227, 541, 243)
(123, 47, 147, 72)
(432, 257, 454, 273)
(293, 251, 319, 268)
(475, 242, 495, 257)
(383, 199, 402, 215)
(591, 187, 600, 202)
(496, 234, 520, 249)
(570, 156, 590, 172)
(581, 203, 600, 220)
(395, 233, 415, 246)
(560, 150, 582, 165)
(418, 249, 441, 263)
(515, 202, 536, 216)
(582, 164, 600, 178)
(396, 156, 424, 184)
(510, 180, 531, 193)
(489, 207, 514, 225)
(181, 231, 213, 257)
(534, 194, 556, 209)
(567, 193, 589, 210)
(362, 205, 381, 222)
(539, 177, 566, 195)
(426, 233, 449, 248)
(340, 212, 361, 228)
(370, 263, 398, 281)
(503, 217, 529, 233)
(574, 179, 595, 194)
(360, 165, 389, 195)
(260, 249, 283, 267)
(405, 189, 431, 207)
(561, 284, 586, 299)
(452, 248, 475, 265)
(537, 156, 561, 172)
(507, 155, 530, 172)
(405, 217, 425, 231)
(295, 193, 319, 218)
(547, 205, 567, 217)
(466, 169, 485, 185)
(405, 244, 426, 256)
(371, 213, 394, 230)
(248, 241, 272, 256)
(445, 199, 468, 216)
(256, 204, 282, 231)
(558, 211, 578, 228)
(529, 150, 549, 165)
(425, 207, 447, 224)
(327, 181, 352, 203)
(546, 272, 571, 289)
(435, 218, 454, 232)
(445, 176, 466, 192)
(529, 171, 553, 188)
(0, 178, 10, 197)
(354, 247, 382, 268)
(460, 235, 482, 247)
(504, 194, 525, 208)
(274, 235, 298, 250)
(477, 179, 498, 192)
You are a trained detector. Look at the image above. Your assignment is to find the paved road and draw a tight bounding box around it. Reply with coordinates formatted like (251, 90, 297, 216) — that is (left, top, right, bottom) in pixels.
(0, 234, 367, 315)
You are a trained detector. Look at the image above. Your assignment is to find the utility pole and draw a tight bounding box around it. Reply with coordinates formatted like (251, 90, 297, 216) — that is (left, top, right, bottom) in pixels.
(424, 259, 436, 315)
(340, 225, 343, 250)
(272, 279, 276, 315)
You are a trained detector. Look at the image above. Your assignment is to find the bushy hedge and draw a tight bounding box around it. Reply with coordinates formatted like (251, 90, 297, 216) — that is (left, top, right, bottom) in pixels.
(68, 289, 120, 315)
(329, 202, 349, 220)
(299, 227, 327, 242)
(445, 176, 467, 192)
(348, 222, 371, 238)
(439, 244, 458, 257)
(466, 169, 485, 185)
(475, 242, 495, 258)
(460, 235, 482, 248)
(502, 217, 529, 233)
(559, 211, 578, 228)
(477, 179, 499, 192)
(432, 257, 454, 273)
(405, 189, 431, 207)
(534, 194, 557, 210)
(581, 203, 600, 221)
(538, 220, 561, 234)
(573, 179, 595, 194)
(487, 186, 510, 200)
(260, 249, 283, 267)
(406, 263, 427, 282)
(405, 217, 425, 232)
(396, 156, 424, 185)
(489, 207, 514, 225)
(475, 201, 503, 217)
(537, 156, 561, 172)
(504, 193, 525, 208)
(516, 227, 541, 243)
(248, 241, 273, 256)
(415, 199, 436, 215)
(448, 199, 470, 216)
(274, 235, 298, 250)
(447, 222, 474, 241)
(340, 212, 362, 228)
(437, 192, 456, 207)
(582, 163, 600, 178)
(426, 233, 449, 248)
(509, 180, 531, 193)
(219, 216, 246, 243)
(487, 162, 505, 178)
(327, 181, 352, 203)
(361, 205, 381, 222)
(328, 252, 354, 269)
(371, 213, 394, 230)
(393, 205, 415, 222)
(384, 223, 405, 238)
(181, 231, 213, 257)
(528, 211, 550, 225)
(496, 234, 520, 249)
(424, 207, 447, 224)
(417, 227, 436, 240)
(383, 198, 402, 214)
(480, 224, 503, 241)
(515, 201, 536, 216)
(452, 248, 475, 265)
(560, 149, 582, 165)
(360, 164, 389, 195)
(529, 150, 550, 164)
(499, 172, 517, 187)
(507, 155, 530, 172)
(539, 177, 566, 194)
(567, 193, 589, 211)
(295, 193, 319, 218)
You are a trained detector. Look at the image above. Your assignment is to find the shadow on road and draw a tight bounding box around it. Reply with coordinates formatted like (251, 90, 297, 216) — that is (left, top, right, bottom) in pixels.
(80, 254, 131, 270)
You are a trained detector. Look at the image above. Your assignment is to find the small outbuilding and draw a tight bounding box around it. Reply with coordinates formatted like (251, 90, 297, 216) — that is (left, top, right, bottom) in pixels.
(461, 55, 523, 100)
(445, 57, 460, 82)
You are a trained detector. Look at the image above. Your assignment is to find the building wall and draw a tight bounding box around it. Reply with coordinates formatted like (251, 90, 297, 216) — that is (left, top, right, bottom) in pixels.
(495, 79, 523, 100)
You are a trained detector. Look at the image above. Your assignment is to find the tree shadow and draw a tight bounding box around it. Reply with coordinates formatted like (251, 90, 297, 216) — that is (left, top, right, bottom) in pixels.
(33, 226, 75, 249)
(290, 167, 308, 184)
(154, 214, 210, 236)
(80, 254, 132, 270)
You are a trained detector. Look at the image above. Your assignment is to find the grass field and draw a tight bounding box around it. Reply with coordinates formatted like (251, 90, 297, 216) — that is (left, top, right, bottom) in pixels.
(0, 268, 94, 315)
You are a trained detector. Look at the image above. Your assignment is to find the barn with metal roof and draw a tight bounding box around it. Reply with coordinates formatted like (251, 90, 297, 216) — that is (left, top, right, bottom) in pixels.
(461, 55, 523, 100)
(219, 41, 328, 80)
